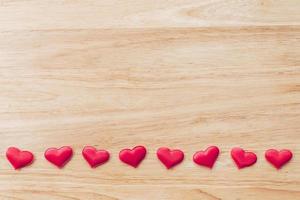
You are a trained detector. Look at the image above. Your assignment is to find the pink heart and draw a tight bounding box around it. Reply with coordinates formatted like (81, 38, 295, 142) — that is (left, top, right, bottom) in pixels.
(82, 146, 110, 168)
(231, 147, 257, 169)
(157, 147, 184, 169)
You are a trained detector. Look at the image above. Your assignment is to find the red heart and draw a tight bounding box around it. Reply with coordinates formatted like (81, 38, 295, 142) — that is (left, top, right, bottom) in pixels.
(82, 146, 110, 168)
(265, 149, 293, 169)
(6, 147, 34, 170)
(157, 147, 184, 169)
(193, 146, 219, 168)
(231, 147, 257, 169)
(119, 146, 147, 168)
(44, 146, 73, 168)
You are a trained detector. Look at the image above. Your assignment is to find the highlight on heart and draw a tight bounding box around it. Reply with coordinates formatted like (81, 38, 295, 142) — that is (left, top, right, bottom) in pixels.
(5, 146, 293, 170)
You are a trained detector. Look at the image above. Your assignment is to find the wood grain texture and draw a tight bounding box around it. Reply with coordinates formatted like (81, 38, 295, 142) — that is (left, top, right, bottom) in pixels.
(0, 0, 300, 199)
(1, 0, 300, 30)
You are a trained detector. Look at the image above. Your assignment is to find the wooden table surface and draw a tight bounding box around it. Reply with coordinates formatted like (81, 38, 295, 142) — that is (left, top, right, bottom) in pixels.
(0, 0, 300, 199)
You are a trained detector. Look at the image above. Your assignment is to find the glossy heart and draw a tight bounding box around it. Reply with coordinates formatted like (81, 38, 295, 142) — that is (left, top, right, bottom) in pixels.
(265, 149, 293, 169)
(231, 147, 257, 169)
(82, 146, 110, 168)
(6, 147, 34, 170)
(44, 146, 73, 168)
(193, 146, 220, 168)
(119, 146, 147, 168)
(157, 147, 184, 169)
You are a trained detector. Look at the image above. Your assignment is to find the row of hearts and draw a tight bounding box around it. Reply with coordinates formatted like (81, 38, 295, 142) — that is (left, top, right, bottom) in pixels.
(6, 146, 293, 170)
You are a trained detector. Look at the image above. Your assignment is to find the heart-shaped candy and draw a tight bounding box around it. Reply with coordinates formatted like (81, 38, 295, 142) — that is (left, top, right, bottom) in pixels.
(265, 149, 293, 169)
(82, 146, 110, 168)
(6, 147, 34, 170)
(44, 146, 73, 168)
(157, 147, 184, 169)
(119, 146, 147, 168)
(193, 146, 219, 168)
(231, 147, 257, 169)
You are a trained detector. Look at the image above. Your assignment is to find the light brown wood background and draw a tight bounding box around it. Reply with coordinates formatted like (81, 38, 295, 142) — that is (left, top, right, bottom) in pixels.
(0, 0, 300, 199)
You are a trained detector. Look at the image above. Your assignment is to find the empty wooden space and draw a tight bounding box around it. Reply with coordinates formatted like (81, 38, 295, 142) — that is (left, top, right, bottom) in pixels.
(0, 0, 300, 199)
